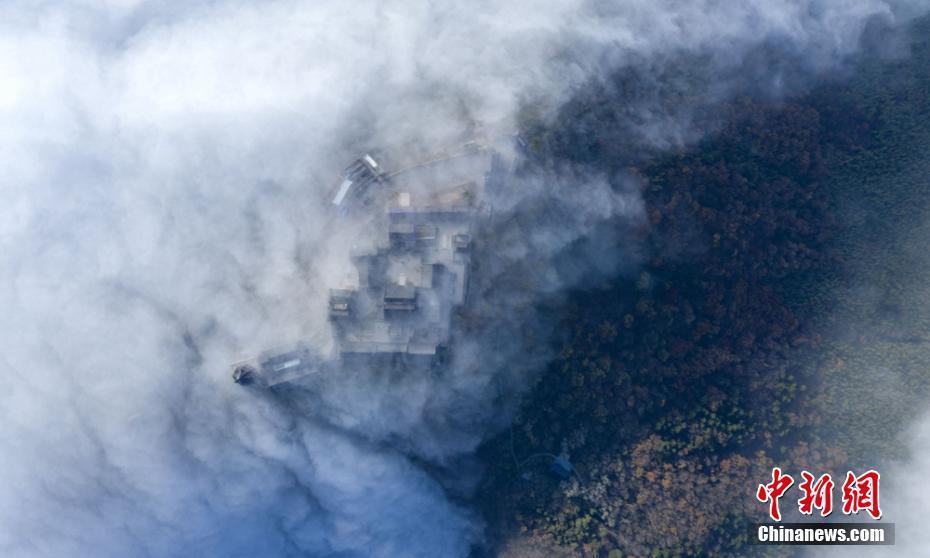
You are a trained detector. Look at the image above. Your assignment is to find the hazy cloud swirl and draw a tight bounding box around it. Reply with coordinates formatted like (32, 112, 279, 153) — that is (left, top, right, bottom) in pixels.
(0, 1, 925, 556)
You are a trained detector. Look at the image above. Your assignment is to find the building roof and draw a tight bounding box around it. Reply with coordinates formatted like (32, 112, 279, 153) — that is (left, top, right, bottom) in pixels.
(384, 283, 416, 300)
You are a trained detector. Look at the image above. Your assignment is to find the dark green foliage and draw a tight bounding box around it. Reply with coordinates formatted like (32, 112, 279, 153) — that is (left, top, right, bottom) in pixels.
(477, 17, 930, 557)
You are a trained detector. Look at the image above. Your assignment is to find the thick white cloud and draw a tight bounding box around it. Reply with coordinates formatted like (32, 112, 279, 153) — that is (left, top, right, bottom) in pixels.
(0, 1, 925, 557)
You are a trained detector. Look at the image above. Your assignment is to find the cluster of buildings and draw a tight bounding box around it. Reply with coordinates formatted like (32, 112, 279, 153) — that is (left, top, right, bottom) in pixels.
(233, 142, 506, 386)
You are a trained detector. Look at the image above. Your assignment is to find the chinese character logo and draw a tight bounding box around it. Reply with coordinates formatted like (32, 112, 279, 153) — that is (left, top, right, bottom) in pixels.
(798, 471, 834, 517)
(757, 467, 795, 521)
(757, 468, 881, 521)
(841, 470, 882, 520)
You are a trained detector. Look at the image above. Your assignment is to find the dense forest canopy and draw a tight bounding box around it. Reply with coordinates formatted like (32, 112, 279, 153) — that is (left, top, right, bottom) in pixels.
(476, 16, 930, 558)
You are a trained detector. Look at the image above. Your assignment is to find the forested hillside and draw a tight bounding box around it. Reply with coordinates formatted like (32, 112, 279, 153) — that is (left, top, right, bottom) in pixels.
(477, 17, 930, 557)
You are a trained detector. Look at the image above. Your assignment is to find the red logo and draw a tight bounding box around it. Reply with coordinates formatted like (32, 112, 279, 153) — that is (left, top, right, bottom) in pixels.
(757, 467, 795, 521)
(798, 471, 834, 517)
(758, 468, 881, 521)
(841, 470, 882, 520)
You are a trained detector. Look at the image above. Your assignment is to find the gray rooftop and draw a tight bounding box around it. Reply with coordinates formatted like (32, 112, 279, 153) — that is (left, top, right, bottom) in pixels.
(327, 147, 493, 361)
(235, 142, 506, 386)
